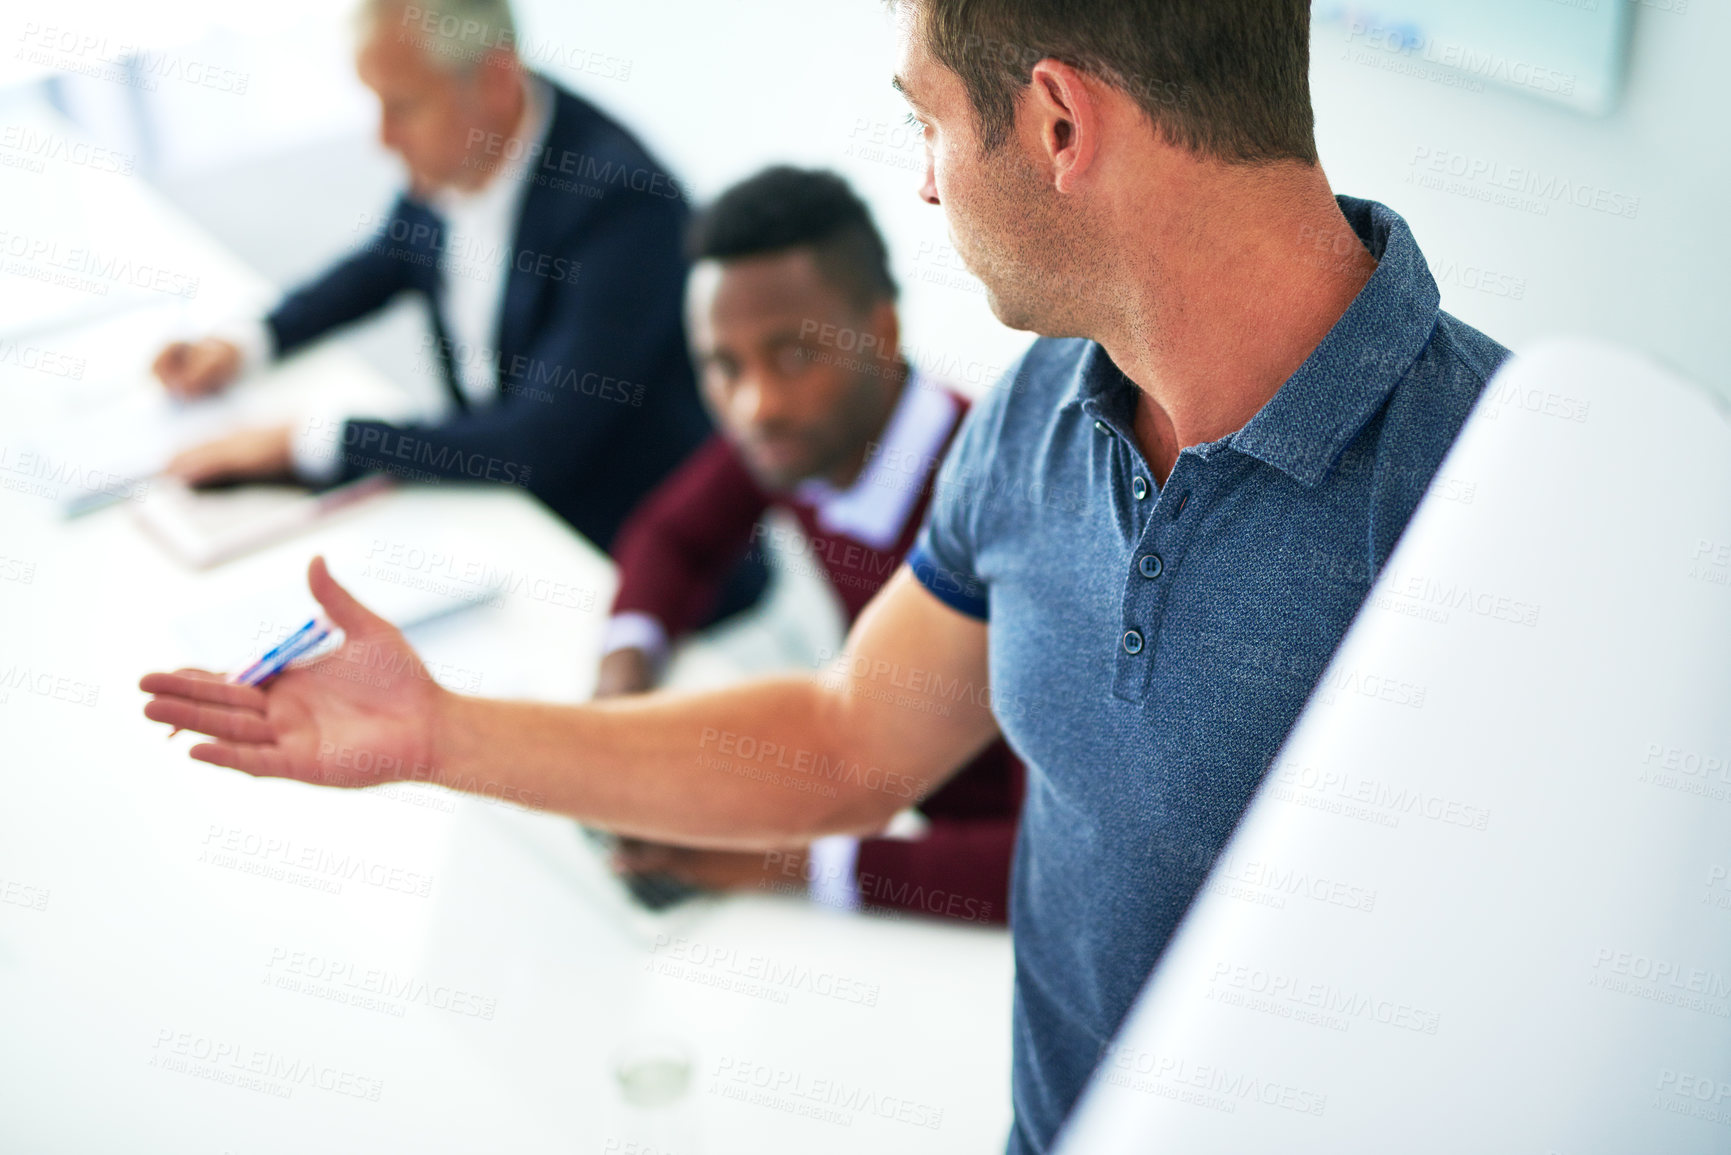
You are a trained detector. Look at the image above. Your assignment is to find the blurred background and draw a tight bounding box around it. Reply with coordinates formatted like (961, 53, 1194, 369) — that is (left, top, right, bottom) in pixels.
(2, 0, 1722, 407)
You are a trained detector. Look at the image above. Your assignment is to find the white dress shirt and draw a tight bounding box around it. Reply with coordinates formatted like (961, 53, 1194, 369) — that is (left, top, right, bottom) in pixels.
(425, 75, 551, 408)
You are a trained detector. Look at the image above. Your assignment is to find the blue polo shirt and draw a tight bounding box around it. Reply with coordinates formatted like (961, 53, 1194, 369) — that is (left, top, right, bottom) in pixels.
(906, 197, 1509, 1154)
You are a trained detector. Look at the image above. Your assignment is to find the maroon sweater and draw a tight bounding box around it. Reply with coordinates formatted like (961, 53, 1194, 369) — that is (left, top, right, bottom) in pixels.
(610, 392, 1023, 924)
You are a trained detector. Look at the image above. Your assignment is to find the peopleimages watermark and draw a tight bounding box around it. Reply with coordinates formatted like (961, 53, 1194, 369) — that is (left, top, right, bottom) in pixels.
(0, 226, 200, 299)
(1653, 1067, 1731, 1130)
(300, 416, 534, 488)
(911, 240, 986, 298)
(0, 441, 151, 507)
(1313, 664, 1428, 710)
(395, 5, 634, 84)
(263, 945, 498, 1021)
(1705, 864, 1731, 914)
(0, 555, 38, 586)
(313, 739, 550, 812)
(357, 536, 600, 615)
(413, 333, 646, 408)
(1432, 256, 1527, 301)
(0, 875, 51, 912)
(1407, 145, 1640, 221)
(775, 316, 1015, 396)
(844, 116, 923, 173)
(646, 933, 881, 1008)
(1094, 1042, 1328, 1117)
(198, 824, 436, 899)
(0, 123, 136, 178)
(696, 726, 929, 802)
(1366, 566, 1542, 629)
(1637, 739, 1731, 805)
(149, 1028, 383, 1102)
(1340, 18, 1578, 99)
(746, 525, 901, 604)
(1589, 946, 1731, 1019)
(13, 23, 251, 96)
(762, 851, 999, 924)
(1207, 960, 1442, 1035)
(709, 1054, 944, 1130)
(811, 641, 1042, 729)
(0, 337, 86, 379)
(349, 207, 583, 284)
(1201, 853, 1378, 915)
(1689, 538, 1730, 589)
(1269, 757, 1492, 832)
(462, 131, 683, 202)
(0, 662, 100, 708)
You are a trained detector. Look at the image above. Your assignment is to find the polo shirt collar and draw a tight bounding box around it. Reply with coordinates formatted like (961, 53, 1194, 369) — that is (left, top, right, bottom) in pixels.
(1063, 196, 1441, 488)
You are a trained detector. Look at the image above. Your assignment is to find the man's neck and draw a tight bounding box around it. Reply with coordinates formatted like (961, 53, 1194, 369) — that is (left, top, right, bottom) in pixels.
(451, 75, 531, 195)
(1090, 165, 1377, 486)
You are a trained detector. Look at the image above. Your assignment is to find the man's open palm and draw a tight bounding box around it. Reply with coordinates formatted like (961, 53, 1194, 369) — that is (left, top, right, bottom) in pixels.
(140, 557, 445, 788)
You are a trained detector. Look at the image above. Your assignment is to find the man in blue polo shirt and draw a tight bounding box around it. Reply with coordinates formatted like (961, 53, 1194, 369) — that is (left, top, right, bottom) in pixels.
(140, 1, 1508, 1151)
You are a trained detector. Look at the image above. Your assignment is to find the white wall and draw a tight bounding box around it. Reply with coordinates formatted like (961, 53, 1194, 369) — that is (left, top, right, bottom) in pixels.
(1306, 4, 1730, 396)
(21, 0, 1722, 398)
(507, 0, 1031, 398)
(462, 0, 1731, 398)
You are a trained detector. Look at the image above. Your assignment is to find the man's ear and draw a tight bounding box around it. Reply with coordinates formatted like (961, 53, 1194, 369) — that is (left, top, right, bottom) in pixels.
(1025, 59, 1101, 194)
(475, 48, 521, 113)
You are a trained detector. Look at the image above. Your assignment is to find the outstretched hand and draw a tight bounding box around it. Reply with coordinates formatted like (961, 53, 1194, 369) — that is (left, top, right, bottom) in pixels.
(140, 556, 447, 788)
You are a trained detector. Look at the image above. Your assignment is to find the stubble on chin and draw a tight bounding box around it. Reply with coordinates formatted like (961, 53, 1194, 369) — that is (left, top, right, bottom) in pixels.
(956, 146, 1094, 337)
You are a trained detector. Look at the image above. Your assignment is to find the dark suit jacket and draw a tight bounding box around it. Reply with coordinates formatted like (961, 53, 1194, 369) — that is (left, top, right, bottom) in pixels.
(265, 77, 710, 550)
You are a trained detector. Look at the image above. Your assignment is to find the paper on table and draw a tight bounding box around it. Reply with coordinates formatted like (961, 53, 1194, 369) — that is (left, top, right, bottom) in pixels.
(131, 473, 391, 569)
(21, 385, 263, 516)
(171, 526, 510, 673)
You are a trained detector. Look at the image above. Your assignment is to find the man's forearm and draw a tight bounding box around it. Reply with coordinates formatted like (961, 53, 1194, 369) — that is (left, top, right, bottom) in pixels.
(139, 565, 997, 842)
(428, 673, 919, 849)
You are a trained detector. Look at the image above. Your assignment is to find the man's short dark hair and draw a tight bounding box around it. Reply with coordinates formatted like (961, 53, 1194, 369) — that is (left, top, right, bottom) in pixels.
(688, 166, 898, 310)
(910, 0, 1317, 164)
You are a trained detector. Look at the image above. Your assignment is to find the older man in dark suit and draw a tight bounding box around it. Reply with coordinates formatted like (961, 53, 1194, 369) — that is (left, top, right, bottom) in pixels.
(152, 0, 716, 553)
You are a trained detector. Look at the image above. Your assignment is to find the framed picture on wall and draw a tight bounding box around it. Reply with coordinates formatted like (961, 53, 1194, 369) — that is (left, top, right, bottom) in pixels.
(1316, 0, 1635, 114)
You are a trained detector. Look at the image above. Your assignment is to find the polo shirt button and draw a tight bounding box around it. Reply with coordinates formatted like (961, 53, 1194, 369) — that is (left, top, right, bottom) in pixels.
(1139, 553, 1164, 579)
(1132, 476, 1149, 501)
(1122, 629, 1144, 655)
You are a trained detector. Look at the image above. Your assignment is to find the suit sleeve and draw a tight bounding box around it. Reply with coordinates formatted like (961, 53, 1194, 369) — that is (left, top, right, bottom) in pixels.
(265, 193, 431, 358)
(328, 195, 689, 503)
(609, 435, 774, 643)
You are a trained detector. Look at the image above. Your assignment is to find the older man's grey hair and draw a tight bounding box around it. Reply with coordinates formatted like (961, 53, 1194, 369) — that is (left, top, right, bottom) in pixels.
(358, 0, 518, 73)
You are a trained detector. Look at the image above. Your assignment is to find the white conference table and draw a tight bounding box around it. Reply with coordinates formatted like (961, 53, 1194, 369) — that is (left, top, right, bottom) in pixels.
(0, 94, 1013, 1153)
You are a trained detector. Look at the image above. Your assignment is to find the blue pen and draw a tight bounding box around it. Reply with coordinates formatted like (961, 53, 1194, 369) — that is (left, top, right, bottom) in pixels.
(230, 617, 319, 685)
(229, 616, 336, 687)
(166, 615, 335, 739)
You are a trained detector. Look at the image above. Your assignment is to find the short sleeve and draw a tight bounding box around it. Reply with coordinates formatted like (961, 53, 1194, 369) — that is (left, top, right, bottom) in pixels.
(908, 382, 1006, 621)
